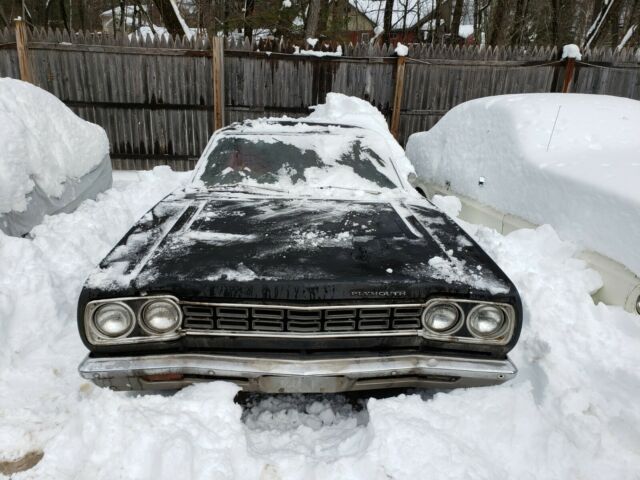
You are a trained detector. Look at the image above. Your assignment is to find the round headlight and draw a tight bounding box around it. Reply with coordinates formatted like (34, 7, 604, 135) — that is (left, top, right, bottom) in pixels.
(93, 302, 135, 338)
(423, 303, 462, 333)
(468, 305, 506, 338)
(141, 299, 181, 334)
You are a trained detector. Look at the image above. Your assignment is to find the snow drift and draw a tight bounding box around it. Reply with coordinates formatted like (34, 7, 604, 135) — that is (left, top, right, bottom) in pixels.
(0, 78, 110, 215)
(406, 93, 640, 277)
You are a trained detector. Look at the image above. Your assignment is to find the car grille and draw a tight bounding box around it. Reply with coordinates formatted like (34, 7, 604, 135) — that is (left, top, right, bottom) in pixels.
(181, 303, 423, 334)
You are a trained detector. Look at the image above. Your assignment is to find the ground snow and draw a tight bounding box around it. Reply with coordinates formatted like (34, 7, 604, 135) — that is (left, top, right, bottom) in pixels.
(406, 93, 640, 277)
(1, 171, 640, 479)
(0, 78, 109, 214)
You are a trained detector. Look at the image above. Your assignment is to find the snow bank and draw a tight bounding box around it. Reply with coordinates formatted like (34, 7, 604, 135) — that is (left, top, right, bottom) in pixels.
(406, 93, 640, 276)
(2, 172, 640, 479)
(0, 78, 109, 214)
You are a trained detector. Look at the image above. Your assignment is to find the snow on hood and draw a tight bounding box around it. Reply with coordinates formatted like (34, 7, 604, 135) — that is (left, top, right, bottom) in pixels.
(406, 93, 640, 277)
(0, 78, 109, 214)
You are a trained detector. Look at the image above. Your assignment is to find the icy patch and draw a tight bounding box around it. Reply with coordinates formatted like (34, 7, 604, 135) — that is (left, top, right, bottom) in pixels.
(184, 231, 259, 245)
(427, 255, 509, 294)
(207, 263, 260, 281)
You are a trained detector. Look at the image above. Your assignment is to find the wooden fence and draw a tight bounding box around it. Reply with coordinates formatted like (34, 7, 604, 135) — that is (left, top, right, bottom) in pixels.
(1, 24, 639, 171)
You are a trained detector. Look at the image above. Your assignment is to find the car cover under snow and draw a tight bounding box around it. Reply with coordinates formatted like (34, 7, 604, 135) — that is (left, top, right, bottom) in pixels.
(0, 154, 112, 237)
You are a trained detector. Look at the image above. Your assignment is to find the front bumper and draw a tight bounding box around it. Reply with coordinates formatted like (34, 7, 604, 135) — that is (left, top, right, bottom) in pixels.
(79, 353, 517, 393)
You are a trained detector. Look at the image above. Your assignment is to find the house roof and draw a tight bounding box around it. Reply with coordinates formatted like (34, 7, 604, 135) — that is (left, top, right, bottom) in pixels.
(348, 0, 435, 31)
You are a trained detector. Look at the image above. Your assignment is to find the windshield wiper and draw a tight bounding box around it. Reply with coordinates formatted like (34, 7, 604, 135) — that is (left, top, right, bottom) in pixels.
(315, 186, 381, 195)
(206, 184, 288, 194)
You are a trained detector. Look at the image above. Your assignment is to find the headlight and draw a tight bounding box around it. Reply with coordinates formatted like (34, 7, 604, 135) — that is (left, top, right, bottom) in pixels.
(140, 299, 181, 334)
(93, 302, 135, 338)
(422, 302, 462, 333)
(467, 305, 506, 338)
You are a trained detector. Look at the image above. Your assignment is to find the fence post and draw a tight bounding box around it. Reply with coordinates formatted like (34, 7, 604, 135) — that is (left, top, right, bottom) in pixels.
(211, 36, 225, 131)
(14, 18, 33, 83)
(561, 57, 576, 93)
(390, 56, 406, 139)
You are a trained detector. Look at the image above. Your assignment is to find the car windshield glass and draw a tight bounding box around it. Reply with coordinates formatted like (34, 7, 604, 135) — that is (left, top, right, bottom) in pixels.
(197, 131, 401, 192)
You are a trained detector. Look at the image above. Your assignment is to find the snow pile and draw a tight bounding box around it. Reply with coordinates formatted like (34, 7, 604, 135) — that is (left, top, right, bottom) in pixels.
(293, 45, 343, 57)
(306, 92, 416, 180)
(2, 171, 640, 478)
(394, 42, 409, 57)
(562, 43, 582, 60)
(406, 93, 640, 276)
(0, 78, 109, 214)
(459, 24, 474, 39)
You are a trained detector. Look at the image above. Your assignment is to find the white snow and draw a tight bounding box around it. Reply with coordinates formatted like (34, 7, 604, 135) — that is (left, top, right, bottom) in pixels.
(0, 78, 109, 214)
(562, 43, 582, 60)
(394, 42, 409, 56)
(293, 45, 343, 57)
(459, 24, 474, 39)
(305, 92, 416, 181)
(2, 170, 640, 478)
(306, 38, 318, 47)
(282, 0, 292, 7)
(406, 93, 640, 277)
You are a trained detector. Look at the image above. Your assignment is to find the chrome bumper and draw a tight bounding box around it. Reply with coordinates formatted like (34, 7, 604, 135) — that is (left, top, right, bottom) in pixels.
(79, 353, 517, 393)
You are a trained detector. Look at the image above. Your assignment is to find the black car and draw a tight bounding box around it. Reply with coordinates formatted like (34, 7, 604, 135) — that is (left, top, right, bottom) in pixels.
(78, 119, 522, 393)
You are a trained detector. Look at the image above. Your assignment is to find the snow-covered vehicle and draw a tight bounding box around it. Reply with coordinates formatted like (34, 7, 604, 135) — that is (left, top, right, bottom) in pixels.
(0, 78, 112, 237)
(406, 93, 640, 314)
(77, 119, 522, 393)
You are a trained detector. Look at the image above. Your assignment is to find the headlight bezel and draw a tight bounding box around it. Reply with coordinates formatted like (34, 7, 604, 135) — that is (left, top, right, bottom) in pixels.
(139, 298, 182, 335)
(422, 301, 464, 335)
(420, 298, 516, 346)
(84, 295, 183, 345)
(93, 301, 136, 338)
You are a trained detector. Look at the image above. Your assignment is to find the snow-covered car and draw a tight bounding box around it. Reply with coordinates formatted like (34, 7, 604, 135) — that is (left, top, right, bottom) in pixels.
(0, 78, 112, 237)
(77, 119, 522, 393)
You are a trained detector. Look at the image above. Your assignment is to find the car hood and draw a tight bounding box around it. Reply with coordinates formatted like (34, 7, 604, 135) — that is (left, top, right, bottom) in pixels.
(84, 193, 515, 301)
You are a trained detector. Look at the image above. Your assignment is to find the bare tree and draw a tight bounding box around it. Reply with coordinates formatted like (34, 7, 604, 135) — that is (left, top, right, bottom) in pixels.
(306, 0, 321, 38)
(450, 0, 464, 43)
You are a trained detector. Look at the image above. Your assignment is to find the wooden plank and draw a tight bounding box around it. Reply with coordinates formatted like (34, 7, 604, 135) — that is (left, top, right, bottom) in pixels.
(390, 56, 406, 139)
(14, 19, 33, 83)
(211, 36, 225, 132)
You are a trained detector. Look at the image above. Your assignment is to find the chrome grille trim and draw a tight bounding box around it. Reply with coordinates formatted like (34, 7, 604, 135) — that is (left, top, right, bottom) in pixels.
(181, 301, 425, 336)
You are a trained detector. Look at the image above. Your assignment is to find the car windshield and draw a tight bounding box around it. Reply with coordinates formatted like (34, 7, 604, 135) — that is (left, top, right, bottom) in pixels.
(197, 131, 402, 192)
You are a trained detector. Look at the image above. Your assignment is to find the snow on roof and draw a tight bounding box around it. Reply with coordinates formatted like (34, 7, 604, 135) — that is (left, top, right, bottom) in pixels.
(458, 24, 473, 39)
(0, 78, 109, 214)
(349, 0, 435, 30)
(406, 93, 640, 276)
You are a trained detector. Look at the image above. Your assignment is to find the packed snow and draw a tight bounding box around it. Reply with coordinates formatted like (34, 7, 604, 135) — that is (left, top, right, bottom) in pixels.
(2, 169, 640, 479)
(561, 43, 582, 60)
(0, 78, 109, 214)
(406, 93, 640, 277)
(394, 42, 409, 57)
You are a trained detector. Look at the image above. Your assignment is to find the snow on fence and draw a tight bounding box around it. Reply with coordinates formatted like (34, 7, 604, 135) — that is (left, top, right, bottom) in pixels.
(1, 24, 639, 171)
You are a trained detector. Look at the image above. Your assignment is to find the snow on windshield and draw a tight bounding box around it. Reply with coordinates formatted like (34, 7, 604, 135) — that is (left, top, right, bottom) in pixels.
(196, 129, 402, 193)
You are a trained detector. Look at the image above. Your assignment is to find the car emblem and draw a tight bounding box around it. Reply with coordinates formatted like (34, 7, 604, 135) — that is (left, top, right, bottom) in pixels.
(350, 290, 407, 297)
